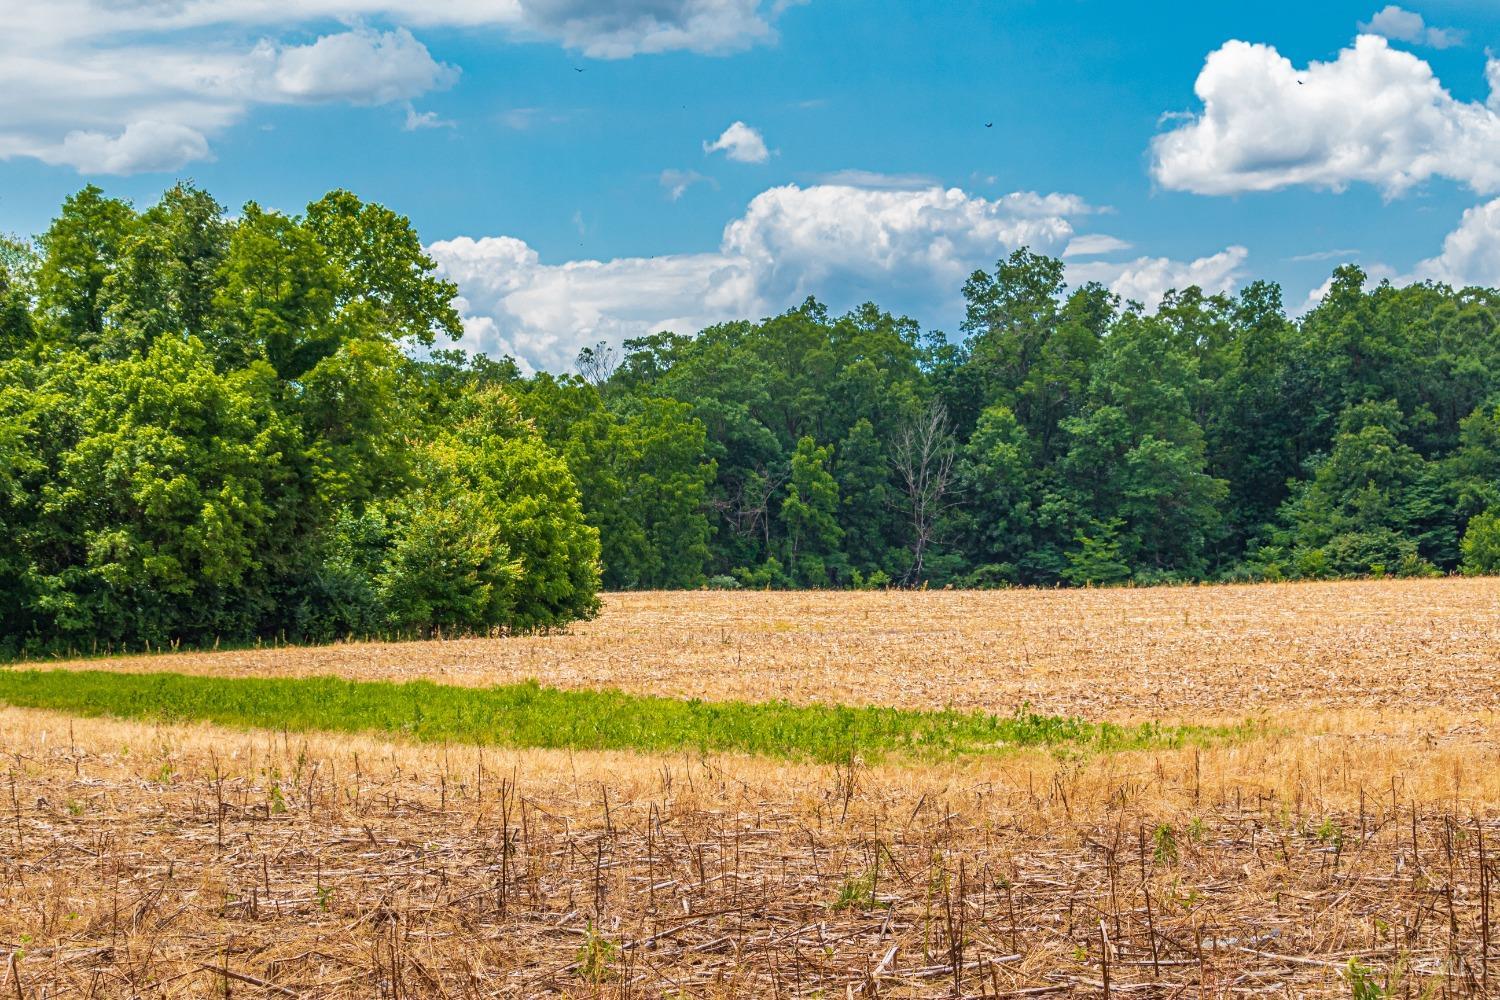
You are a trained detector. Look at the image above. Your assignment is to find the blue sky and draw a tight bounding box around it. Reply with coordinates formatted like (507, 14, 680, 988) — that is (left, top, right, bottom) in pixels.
(6, 1, 1500, 370)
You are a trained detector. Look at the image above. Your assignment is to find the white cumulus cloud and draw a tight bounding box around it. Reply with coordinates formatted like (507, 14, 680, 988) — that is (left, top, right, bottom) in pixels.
(427, 180, 1239, 372)
(47, 121, 214, 176)
(704, 121, 770, 163)
(1152, 35, 1500, 197)
(430, 237, 758, 372)
(1071, 247, 1249, 312)
(1411, 197, 1500, 286)
(0, 26, 458, 174)
(271, 27, 457, 105)
(721, 184, 1088, 304)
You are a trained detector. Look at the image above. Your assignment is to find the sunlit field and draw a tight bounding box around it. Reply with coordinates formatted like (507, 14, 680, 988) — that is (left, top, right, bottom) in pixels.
(33, 579, 1500, 720)
(4, 580, 1500, 997)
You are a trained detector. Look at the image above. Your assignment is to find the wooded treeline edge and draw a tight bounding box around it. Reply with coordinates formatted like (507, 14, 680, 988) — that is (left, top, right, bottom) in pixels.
(3, 184, 1499, 655)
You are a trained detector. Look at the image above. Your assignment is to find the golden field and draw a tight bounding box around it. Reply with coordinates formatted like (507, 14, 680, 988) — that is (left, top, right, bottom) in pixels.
(5, 579, 1500, 997)
(36, 578, 1500, 721)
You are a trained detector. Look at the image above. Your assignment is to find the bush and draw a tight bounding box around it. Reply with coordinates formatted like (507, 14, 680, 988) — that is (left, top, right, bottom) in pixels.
(1462, 510, 1500, 576)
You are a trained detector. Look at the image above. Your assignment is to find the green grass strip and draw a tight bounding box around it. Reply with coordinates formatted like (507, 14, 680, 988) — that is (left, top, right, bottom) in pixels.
(0, 670, 1251, 762)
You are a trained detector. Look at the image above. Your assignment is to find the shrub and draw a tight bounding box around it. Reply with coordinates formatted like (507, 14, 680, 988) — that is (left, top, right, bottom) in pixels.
(1462, 510, 1500, 576)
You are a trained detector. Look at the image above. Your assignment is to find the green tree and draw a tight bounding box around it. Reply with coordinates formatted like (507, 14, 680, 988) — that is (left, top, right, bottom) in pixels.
(437, 386, 601, 629)
(835, 418, 896, 579)
(780, 436, 844, 585)
(515, 374, 713, 589)
(1461, 510, 1500, 576)
(1266, 401, 1454, 577)
(35, 186, 138, 351)
(100, 183, 231, 356)
(304, 189, 462, 347)
(0, 246, 35, 361)
(952, 404, 1035, 584)
(32, 336, 297, 645)
(1056, 310, 1226, 580)
(378, 460, 523, 634)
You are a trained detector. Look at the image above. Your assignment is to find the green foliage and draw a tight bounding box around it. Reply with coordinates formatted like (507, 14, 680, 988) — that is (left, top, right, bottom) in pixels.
(1461, 509, 1500, 576)
(575, 920, 617, 983)
(1064, 519, 1132, 587)
(831, 869, 881, 911)
(32, 336, 295, 645)
(35, 185, 138, 350)
(1262, 401, 1453, 578)
(0, 185, 598, 655)
(431, 386, 601, 630)
(376, 481, 522, 634)
(0, 669, 1250, 763)
(1152, 823, 1179, 866)
(780, 436, 844, 585)
(1344, 959, 1389, 1000)
(514, 374, 712, 589)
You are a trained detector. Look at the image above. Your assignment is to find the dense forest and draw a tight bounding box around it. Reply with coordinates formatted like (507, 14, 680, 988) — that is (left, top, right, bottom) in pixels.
(4, 184, 1500, 654)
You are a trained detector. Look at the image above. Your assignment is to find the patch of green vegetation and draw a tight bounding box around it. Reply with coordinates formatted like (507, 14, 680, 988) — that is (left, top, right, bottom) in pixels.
(831, 870, 880, 911)
(1153, 822, 1179, 866)
(0, 670, 1255, 763)
(575, 920, 617, 983)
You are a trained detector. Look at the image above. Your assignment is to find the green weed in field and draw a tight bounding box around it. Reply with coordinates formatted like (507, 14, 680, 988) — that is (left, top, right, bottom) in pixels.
(0, 670, 1254, 763)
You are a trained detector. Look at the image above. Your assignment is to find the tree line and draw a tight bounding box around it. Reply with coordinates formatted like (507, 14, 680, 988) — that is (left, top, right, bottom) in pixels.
(0, 185, 599, 657)
(539, 251, 1500, 592)
(4, 184, 1500, 653)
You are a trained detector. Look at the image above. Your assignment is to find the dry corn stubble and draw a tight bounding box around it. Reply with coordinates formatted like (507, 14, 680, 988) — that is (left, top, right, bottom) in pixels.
(0, 701, 1498, 994)
(4, 580, 1500, 996)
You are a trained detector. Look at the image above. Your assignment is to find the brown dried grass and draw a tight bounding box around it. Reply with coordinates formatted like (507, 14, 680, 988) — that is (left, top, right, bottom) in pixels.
(6, 579, 1500, 997)
(2, 708, 1499, 997)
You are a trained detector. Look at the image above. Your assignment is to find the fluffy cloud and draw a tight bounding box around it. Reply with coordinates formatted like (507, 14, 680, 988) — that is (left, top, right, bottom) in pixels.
(428, 181, 1241, 372)
(2, 1, 791, 174)
(704, 121, 770, 163)
(1072, 247, 1250, 311)
(271, 27, 457, 105)
(429, 237, 758, 372)
(46, 121, 214, 176)
(1152, 35, 1500, 196)
(1411, 198, 1500, 286)
(721, 184, 1087, 303)
(1359, 6, 1464, 49)
(0, 27, 458, 173)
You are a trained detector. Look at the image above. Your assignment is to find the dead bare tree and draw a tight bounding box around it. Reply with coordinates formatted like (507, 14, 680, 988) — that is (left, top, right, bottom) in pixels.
(709, 466, 789, 552)
(891, 399, 957, 587)
(575, 341, 620, 388)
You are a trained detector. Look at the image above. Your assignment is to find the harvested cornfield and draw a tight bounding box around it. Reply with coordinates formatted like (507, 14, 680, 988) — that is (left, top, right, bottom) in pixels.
(4, 580, 1500, 997)
(31, 578, 1500, 721)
